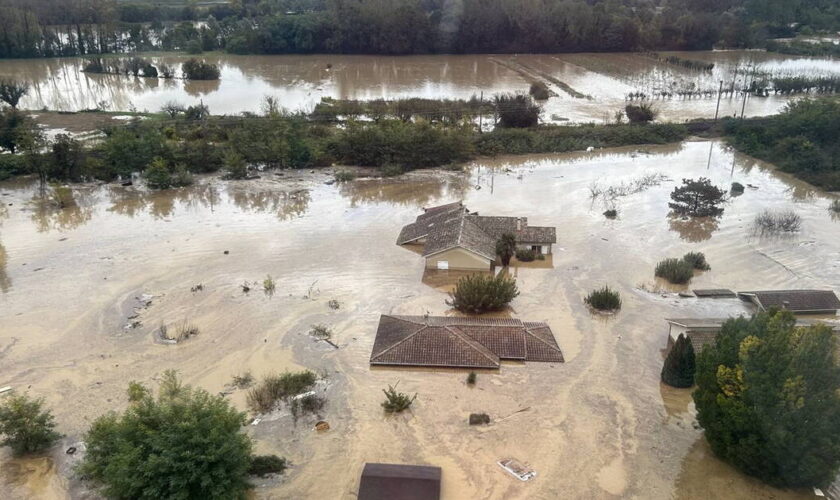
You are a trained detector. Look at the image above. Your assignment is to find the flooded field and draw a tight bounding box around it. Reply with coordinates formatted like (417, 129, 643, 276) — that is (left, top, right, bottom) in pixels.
(1, 51, 839, 123)
(1, 140, 839, 498)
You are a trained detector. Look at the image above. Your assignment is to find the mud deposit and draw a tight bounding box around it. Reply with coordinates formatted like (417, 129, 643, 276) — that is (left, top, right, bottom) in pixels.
(1, 51, 838, 123)
(1, 140, 838, 498)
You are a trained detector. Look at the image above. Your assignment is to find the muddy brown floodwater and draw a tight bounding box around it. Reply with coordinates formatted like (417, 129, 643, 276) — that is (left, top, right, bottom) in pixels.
(1, 51, 839, 124)
(1, 140, 839, 499)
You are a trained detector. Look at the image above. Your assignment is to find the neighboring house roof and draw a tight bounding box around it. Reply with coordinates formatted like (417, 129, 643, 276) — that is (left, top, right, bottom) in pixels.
(738, 290, 840, 313)
(396, 203, 556, 255)
(358, 463, 441, 500)
(370, 315, 564, 369)
(692, 289, 737, 298)
(666, 316, 840, 351)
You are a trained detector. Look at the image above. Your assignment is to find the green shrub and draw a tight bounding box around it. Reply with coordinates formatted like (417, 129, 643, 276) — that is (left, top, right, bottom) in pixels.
(248, 455, 286, 477)
(222, 150, 248, 180)
(334, 170, 355, 182)
(682, 251, 710, 271)
(0, 154, 24, 180)
(694, 311, 840, 487)
(381, 383, 416, 413)
(246, 371, 317, 413)
(529, 81, 550, 100)
(515, 248, 536, 262)
(669, 178, 726, 217)
(170, 165, 194, 187)
(603, 209, 618, 218)
(584, 285, 622, 311)
(496, 233, 517, 266)
(466, 372, 476, 385)
(830, 200, 840, 214)
(143, 158, 172, 189)
(655, 258, 694, 284)
(730, 182, 745, 194)
(625, 103, 657, 123)
(181, 58, 220, 80)
(126, 381, 149, 402)
(661, 334, 695, 388)
(494, 93, 541, 128)
(381, 164, 404, 177)
(79, 371, 252, 499)
(0, 393, 61, 455)
(447, 274, 519, 313)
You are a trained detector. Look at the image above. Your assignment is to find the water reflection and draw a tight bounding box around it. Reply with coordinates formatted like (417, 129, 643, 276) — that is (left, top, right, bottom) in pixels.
(668, 215, 720, 242)
(339, 176, 468, 208)
(29, 189, 94, 233)
(0, 241, 10, 293)
(229, 188, 310, 220)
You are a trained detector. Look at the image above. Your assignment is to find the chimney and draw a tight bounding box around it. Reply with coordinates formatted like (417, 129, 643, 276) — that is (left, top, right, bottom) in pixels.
(516, 218, 522, 231)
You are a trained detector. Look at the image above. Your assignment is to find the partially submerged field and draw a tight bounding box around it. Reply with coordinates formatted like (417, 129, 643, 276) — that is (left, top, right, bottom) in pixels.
(1, 140, 838, 498)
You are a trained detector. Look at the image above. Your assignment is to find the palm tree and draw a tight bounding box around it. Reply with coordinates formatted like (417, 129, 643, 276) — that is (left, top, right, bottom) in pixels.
(495, 233, 517, 266)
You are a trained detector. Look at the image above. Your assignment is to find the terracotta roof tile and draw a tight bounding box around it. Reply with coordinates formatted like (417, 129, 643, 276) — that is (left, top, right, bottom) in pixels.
(738, 290, 840, 313)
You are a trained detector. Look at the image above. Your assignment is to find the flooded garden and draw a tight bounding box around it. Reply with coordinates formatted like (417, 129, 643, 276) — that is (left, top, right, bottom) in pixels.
(1, 51, 840, 124)
(1, 139, 838, 498)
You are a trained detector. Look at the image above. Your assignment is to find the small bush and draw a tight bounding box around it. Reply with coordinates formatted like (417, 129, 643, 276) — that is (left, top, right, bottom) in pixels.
(0, 393, 61, 455)
(263, 275, 276, 294)
(682, 251, 710, 271)
(753, 210, 802, 235)
(466, 372, 476, 385)
(625, 103, 657, 123)
(469, 413, 491, 425)
(127, 382, 149, 402)
(731, 182, 745, 194)
(381, 383, 416, 413)
(447, 274, 519, 313)
(584, 285, 622, 311)
(171, 165, 194, 187)
(655, 258, 694, 284)
(515, 248, 536, 262)
(232, 372, 254, 389)
(830, 200, 840, 214)
(247, 371, 317, 413)
(494, 93, 541, 128)
(222, 150, 249, 179)
(661, 334, 695, 388)
(291, 394, 325, 420)
(334, 170, 355, 182)
(248, 455, 286, 477)
(529, 81, 550, 100)
(144, 158, 172, 189)
(380, 164, 404, 177)
(162, 321, 199, 342)
(309, 324, 332, 339)
(603, 209, 618, 219)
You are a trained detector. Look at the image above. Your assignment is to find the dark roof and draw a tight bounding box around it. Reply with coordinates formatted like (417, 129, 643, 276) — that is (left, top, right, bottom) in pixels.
(738, 290, 840, 313)
(370, 315, 564, 369)
(359, 463, 441, 500)
(396, 204, 556, 253)
(692, 289, 737, 298)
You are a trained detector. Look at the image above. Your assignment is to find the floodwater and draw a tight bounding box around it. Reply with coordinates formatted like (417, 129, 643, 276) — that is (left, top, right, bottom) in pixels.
(1, 140, 839, 498)
(1, 51, 839, 123)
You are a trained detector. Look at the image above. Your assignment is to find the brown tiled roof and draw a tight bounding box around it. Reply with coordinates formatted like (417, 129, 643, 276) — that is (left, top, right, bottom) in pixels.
(738, 290, 840, 313)
(370, 315, 564, 369)
(692, 289, 737, 298)
(396, 205, 556, 253)
(359, 463, 441, 500)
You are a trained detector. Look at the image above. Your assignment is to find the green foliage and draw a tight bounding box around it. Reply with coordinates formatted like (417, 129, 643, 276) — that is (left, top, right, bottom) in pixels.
(694, 310, 840, 487)
(381, 383, 416, 413)
(80, 371, 252, 499)
(248, 455, 286, 477)
(0, 107, 34, 154)
(726, 99, 840, 190)
(515, 248, 536, 262)
(655, 257, 694, 284)
(50, 134, 86, 181)
(246, 371, 317, 414)
(830, 200, 840, 214)
(584, 285, 622, 311)
(668, 177, 726, 217)
(263, 275, 276, 294)
(494, 94, 541, 128)
(380, 164, 404, 177)
(529, 81, 550, 100)
(730, 182, 745, 194)
(126, 381, 149, 402)
(495, 233, 517, 266)
(0, 154, 23, 180)
(182, 58, 220, 80)
(0, 80, 28, 108)
(661, 334, 695, 388)
(334, 170, 355, 182)
(625, 103, 657, 123)
(222, 150, 249, 180)
(682, 251, 710, 271)
(447, 274, 519, 313)
(101, 125, 169, 179)
(0, 393, 61, 455)
(467, 372, 477, 385)
(143, 157, 173, 189)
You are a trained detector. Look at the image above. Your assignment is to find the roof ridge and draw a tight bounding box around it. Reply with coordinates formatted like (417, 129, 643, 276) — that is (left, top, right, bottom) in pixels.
(444, 326, 501, 365)
(524, 327, 562, 352)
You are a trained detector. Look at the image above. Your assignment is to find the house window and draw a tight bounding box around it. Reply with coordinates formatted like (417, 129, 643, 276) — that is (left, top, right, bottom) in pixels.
(437, 261, 449, 270)
(531, 245, 542, 254)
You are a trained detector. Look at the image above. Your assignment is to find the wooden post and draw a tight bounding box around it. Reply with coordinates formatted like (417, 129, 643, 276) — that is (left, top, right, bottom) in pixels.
(714, 80, 723, 122)
(478, 91, 483, 134)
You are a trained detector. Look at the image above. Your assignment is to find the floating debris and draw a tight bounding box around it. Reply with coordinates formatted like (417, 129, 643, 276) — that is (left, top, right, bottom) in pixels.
(498, 458, 537, 481)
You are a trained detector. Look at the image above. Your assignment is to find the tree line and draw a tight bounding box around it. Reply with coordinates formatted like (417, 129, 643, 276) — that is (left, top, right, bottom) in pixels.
(1, 0, 839, 58)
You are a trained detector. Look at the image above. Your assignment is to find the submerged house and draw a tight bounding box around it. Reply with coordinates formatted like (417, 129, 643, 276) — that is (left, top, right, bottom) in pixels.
(737, 290, 840, 315)
(665, 317, 840, 352)
(358, 463, 441, 500)
(370, 315, 564, 369)
(396, 202, 556, 271)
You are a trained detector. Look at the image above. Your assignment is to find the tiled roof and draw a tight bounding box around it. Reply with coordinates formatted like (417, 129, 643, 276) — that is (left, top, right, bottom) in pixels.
(359, 463, 441, 500)
(397, 204, 556, 256)
(370, 315, 564, 369)
(738, 290, 840, 313)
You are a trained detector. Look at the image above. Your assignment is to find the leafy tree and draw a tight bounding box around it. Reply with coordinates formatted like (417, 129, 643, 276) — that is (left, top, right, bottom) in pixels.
(222, 150, 248, 179)
(661, 334, 695, 387)
(0, 393, 61, 455)
(182, 58, 220, 80)
(101, 126, 169, 179)
(494, 94, 540, 128)
(447, 274, 519, 313)
(668, 177, 726, 217)
(50, 134, 86, 181)
(694, 310, 840, 487)
(0, 80, 28, 108)
(0, 107, 32, 154)
(80, 370, 253, 500)
(495, 232, 517, 266)
(625, 103, 657, 123)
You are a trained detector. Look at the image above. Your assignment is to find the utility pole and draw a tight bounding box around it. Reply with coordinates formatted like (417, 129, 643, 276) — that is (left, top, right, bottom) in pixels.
(714, 80, 723, 122)
(740, 64, 754, 119)
(478, 91, 483, 134)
